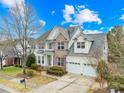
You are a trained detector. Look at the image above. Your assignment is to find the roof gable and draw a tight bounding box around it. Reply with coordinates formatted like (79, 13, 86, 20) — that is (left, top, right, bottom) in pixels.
(47, 26, 69, 40)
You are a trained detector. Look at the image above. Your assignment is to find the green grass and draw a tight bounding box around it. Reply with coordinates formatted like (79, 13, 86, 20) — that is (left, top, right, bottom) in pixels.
(0, 66, 23, 77)
(87, 89, 94, 93)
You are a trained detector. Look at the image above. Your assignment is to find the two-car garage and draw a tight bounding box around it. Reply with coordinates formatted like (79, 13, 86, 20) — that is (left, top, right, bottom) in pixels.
(66, 56, 97, 77)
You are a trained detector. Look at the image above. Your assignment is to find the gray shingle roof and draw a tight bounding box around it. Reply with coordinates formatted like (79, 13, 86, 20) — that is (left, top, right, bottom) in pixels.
(36, 30, 51, 43)
(36, 26, 82, 43)
(36, 26, 106, 57)
(68, 33, 106, 57)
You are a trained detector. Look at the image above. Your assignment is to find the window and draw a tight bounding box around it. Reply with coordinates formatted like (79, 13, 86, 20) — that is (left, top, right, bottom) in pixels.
(57, 57, 65, 66)
(42, 56, 44, 64)
(61, 58, 65, 66)
(38, 56, 41, 63)
(58, 42, 64, 50)
(38, 43, 44, 49)
(77, 42, 80, 48)
(58, 57, 61, 66)
(49, 43, 52, 49)
(81, 42, 85, 48)
(77, 42, 85, 49)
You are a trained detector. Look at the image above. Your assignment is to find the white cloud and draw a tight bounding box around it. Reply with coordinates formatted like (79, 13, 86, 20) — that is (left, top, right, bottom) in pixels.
(77, 5, 85, 9)
(0, 0, 24, 8)
(51, 10, 55, 15)
(62, 4, 102, 25)
(0, 0, 25, 16)
(120, 14, 124, 21)
(69, 24, 83, 29)
(83, 29, 103, 34)
(121, 8, 124, 11)
(100, 27, 104, 30)
(40, 20, 46, 27)
(62, 4, 75, 24)
(69, 24, 78, 27)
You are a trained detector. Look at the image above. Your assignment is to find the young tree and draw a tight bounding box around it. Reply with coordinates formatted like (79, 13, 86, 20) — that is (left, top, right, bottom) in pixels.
(26, 53, 36, 67)
(0, 2, 43, 72)
(97, 60, 109, 89)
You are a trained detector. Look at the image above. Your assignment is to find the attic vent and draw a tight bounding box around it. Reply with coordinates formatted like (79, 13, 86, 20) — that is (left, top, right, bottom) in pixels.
(73, 38, 77, 40)
(84, 38, 87, 40)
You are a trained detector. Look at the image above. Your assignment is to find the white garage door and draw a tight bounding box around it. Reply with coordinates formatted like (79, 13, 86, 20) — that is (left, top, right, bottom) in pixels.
(67, 62, 81, 74)
(66, 62, 96, 77)
(82, 64, 96, 77)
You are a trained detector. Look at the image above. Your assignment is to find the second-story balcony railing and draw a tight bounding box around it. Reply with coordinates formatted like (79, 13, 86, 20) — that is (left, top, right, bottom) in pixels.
(35, 48, 55, 54)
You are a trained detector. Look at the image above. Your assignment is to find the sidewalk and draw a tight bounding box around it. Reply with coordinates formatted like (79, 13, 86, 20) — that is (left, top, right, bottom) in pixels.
(0, 74, 13, 80)
(0, 84, 20, 93)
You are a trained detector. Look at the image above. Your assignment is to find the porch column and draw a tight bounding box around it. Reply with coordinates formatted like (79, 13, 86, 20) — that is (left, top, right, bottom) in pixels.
(51, 55, 54, 66)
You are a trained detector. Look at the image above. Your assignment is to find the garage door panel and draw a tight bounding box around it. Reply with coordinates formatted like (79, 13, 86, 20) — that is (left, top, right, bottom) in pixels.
(67, 62, 81, 74)
(66, 62, 96, 77)
(82, 65, 96, 77)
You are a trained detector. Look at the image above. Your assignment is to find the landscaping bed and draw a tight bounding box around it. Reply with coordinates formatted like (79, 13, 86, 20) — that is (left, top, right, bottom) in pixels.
(47, 66, 66, 76)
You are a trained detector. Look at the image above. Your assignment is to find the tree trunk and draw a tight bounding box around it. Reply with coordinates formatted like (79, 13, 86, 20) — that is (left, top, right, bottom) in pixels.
(0, 58, 3, 70)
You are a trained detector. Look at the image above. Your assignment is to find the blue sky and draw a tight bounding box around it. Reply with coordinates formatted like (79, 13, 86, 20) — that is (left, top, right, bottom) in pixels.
(0, 0, 124, 35)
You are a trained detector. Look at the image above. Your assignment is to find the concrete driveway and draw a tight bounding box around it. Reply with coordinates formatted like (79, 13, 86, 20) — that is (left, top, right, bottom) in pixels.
(31, 73, 94, 93)
(0, 88, 10, 93)
(0, 84, 19, 93)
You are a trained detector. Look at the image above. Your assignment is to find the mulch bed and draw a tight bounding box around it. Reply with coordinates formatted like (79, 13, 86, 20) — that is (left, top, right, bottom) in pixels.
(16, 73, 29, 78)
(93, 89, 109, 93)
(93, 89, 124, 93)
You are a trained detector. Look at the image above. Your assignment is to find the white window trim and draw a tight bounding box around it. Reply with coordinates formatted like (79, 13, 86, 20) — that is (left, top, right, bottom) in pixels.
(77, 42, 85, 49)
(58, 42, 64, 50)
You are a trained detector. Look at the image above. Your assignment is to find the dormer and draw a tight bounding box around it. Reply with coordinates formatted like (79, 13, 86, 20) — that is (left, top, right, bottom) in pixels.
(73, 33, 94, 53)
(68, 26, 82, 49)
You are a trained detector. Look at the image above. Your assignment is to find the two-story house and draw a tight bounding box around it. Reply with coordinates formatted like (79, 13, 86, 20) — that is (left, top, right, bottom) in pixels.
(35, 26, 69, 67)
(35, 26, 108, 77)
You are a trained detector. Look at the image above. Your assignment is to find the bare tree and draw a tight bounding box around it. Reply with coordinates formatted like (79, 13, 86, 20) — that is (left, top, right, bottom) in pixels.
(0, 2, 42, 72)
(0, 39, 14, 70)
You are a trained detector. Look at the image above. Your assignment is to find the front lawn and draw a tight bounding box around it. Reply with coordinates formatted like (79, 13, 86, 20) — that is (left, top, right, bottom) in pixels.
(0, 66, 23, 77)
(0, 77, 31, 93)
(27, 75, 56, 87)
(0, 66, 57, 89)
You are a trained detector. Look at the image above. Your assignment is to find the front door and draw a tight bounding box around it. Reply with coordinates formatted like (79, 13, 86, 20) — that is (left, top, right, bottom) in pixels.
(47, 55, 51, 66)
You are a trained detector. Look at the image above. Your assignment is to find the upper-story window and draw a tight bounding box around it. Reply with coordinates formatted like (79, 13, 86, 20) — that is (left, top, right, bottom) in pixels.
(38, 43, 44, 49)
(77, 42, 85, 49)
(49, 43, 52, 49)
(58, 42, 64, 50)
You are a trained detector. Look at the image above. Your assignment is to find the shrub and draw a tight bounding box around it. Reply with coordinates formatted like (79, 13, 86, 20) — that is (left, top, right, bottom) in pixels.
(15, 64, 22, 68)
(26, 70, 34, 77)
(108, 75, 124, 90)
(36, 66, 42, 71)
(47, 66, 66, 76)
(26, 53, 36, 67)
(31, 64, 38, 70)
(97, 60, 110, 80)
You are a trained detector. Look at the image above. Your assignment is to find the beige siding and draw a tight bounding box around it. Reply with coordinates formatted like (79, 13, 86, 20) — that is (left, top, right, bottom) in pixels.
(53, 33, 69, 66)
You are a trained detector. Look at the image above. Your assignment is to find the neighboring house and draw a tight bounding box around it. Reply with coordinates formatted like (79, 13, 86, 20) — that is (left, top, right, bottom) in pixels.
(0, 38, 34, 66)
(35, 26, 108, 77)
